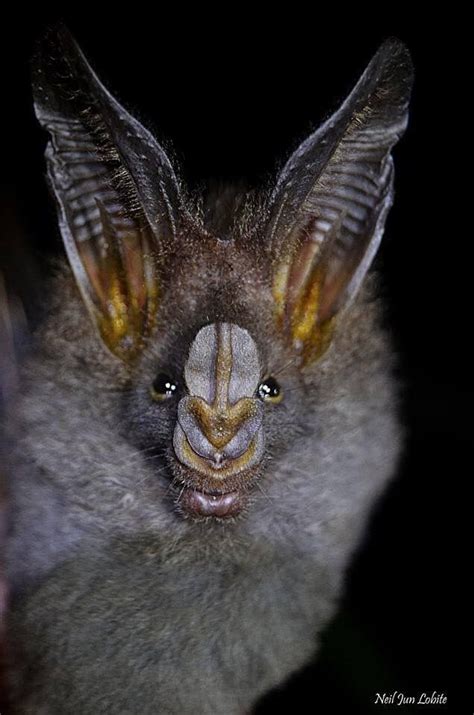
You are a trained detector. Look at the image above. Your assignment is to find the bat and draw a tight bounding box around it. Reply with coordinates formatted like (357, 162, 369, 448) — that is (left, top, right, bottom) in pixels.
(2, 25, 413, 714)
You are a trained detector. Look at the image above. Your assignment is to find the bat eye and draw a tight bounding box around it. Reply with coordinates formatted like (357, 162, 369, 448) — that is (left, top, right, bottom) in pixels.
(257, 376, 283, 405)
(150, 373, 178, 402)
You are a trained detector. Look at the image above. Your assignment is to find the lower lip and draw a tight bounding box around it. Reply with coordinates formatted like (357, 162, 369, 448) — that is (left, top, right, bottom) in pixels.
(179, 487, 243, 518)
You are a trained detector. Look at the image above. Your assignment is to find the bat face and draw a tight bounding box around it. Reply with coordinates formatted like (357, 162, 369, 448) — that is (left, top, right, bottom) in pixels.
(132, 322, 288, 518)
(119, 240, 310, 520)
(31, 26, 413, 522)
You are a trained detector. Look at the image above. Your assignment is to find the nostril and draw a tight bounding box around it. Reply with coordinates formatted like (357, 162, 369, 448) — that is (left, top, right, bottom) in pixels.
(210, 451, 225, 469)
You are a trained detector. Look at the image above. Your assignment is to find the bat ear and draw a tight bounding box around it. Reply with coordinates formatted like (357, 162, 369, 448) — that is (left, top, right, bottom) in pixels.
(268, 39, 413, 364)
(32, 24, 183, 361)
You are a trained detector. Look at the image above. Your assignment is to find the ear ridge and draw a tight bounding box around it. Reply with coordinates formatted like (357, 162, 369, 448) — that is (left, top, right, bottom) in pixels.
(268, 39, 413, 362)
(32, 25, 177, 360)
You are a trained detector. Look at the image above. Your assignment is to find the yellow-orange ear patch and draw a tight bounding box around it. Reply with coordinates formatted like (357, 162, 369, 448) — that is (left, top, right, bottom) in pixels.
(272, 253, 336, 365)
(78, 203, 160, 362)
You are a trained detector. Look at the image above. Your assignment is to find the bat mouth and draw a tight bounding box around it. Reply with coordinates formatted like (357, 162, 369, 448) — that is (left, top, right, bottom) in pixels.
(168, 456, 261, 520)
(178, 485, 244, 519)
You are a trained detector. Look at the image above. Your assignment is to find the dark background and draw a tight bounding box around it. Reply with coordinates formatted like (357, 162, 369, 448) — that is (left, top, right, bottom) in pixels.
(0, 9, 462, 714)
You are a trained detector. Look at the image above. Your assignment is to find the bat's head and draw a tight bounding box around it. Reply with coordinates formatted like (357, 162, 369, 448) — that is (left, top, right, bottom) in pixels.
(32, 26, 412, 520)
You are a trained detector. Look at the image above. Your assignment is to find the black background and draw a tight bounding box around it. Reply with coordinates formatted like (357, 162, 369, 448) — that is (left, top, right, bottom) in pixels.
(0, 8, 463, 714)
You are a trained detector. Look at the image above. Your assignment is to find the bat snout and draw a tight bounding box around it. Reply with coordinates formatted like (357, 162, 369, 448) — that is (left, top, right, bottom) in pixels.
(173, 396, 265, 478)
(171, 322, 266, 518)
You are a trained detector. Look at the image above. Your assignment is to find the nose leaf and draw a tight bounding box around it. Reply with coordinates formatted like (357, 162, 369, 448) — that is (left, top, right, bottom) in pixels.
(177, 396, 263, 463)
(192, 397, 261, 449)
(215, 404, 263, 460)
(193, 400, 236, 450)
(173, 322, 265, 477)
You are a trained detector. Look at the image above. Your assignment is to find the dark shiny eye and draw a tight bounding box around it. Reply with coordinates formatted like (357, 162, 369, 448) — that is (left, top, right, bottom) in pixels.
(257, 376, 283, 404)
(150, 373, 178, 402)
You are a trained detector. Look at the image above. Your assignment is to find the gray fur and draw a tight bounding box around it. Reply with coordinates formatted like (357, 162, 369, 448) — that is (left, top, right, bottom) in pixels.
(3, 269, 401, 714)
(2, 30, 412, 715)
